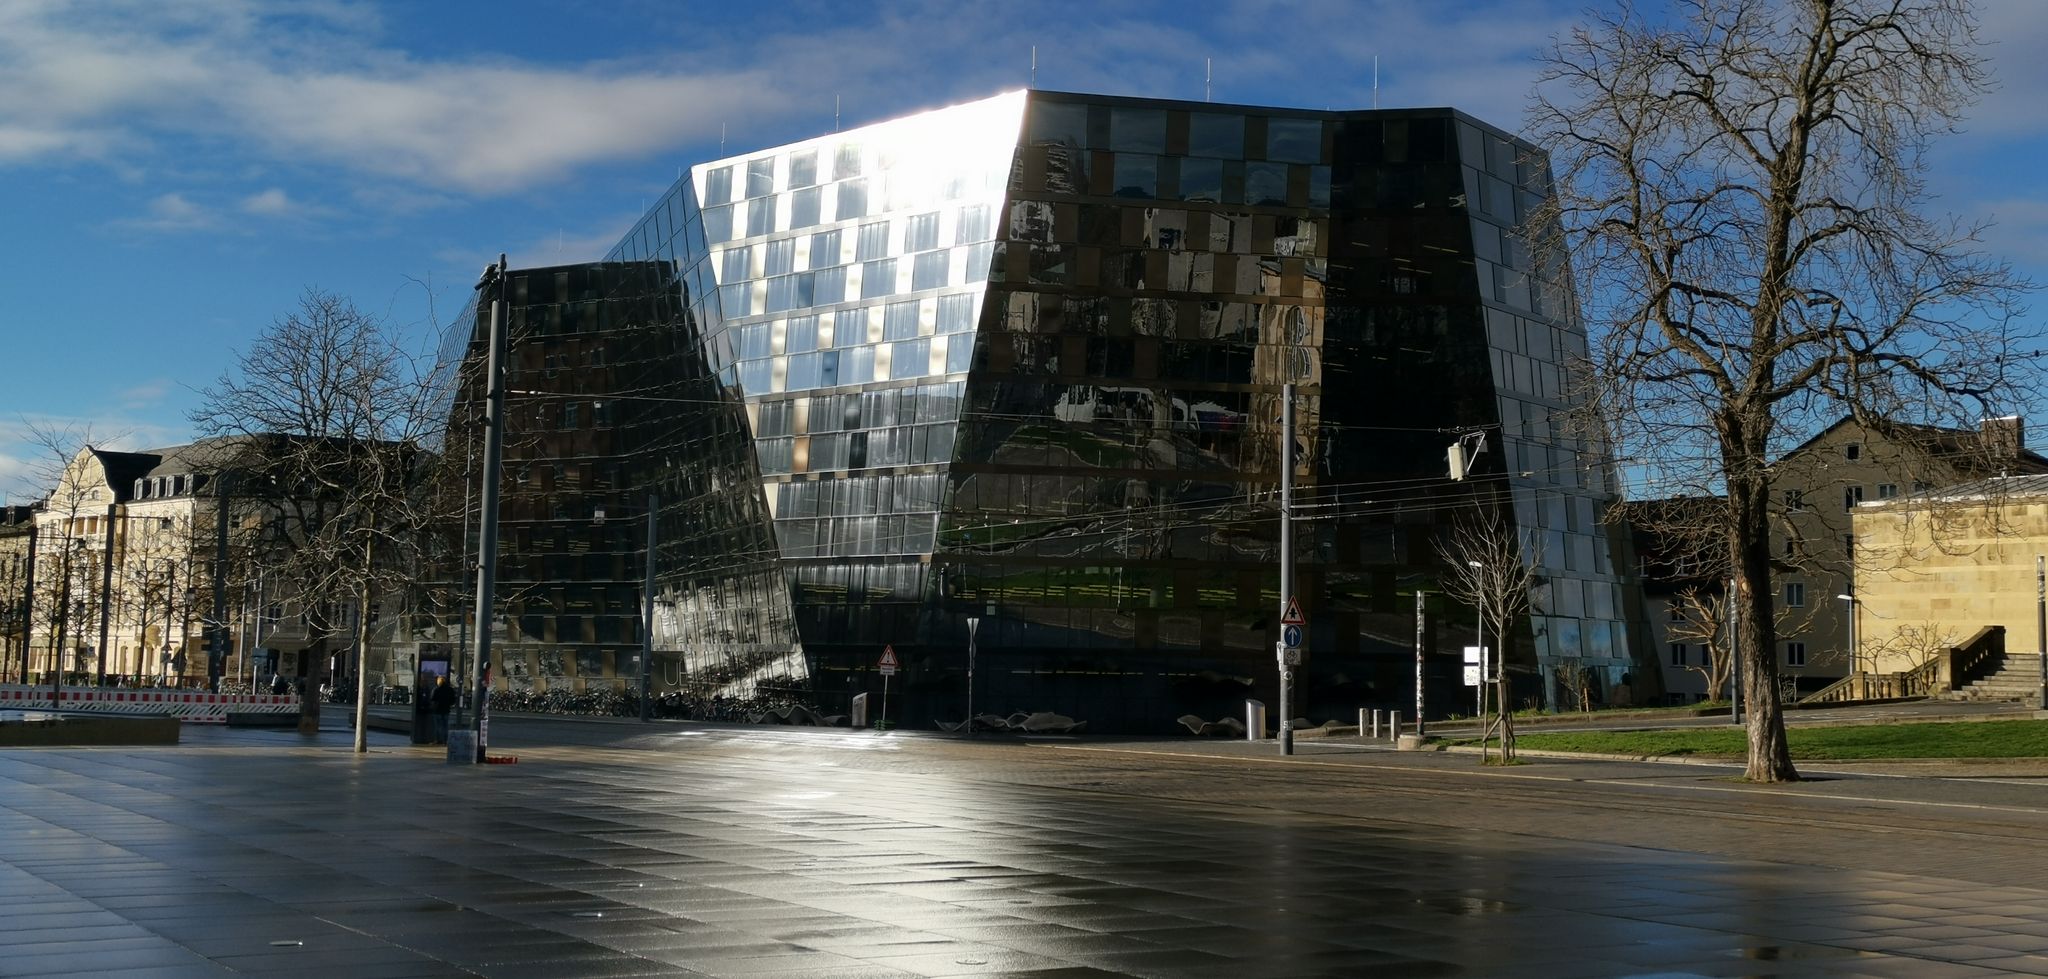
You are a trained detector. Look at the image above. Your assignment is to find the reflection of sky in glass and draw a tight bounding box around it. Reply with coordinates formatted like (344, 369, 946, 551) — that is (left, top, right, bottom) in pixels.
(688, 90, 1024, 400)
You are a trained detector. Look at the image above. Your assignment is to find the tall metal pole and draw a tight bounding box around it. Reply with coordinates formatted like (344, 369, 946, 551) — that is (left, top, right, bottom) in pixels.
(966, 616, 980, 734)
(639, 492, 656, 723)
(1413, 589, 1425, 738)
(1728, 576, 1742, 725)
(2035, 555, 2045, 711)
(96, 504, 116, 688)
(1277, 382, 1295, 756)
(469, 255, 509, 763)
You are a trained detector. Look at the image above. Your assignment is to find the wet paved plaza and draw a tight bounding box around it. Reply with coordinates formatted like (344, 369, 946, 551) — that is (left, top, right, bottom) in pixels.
(3, 719, 2048, 977)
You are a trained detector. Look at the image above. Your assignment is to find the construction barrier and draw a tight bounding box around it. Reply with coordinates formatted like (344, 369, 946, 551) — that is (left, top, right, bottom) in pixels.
(0, 685, 301, 724)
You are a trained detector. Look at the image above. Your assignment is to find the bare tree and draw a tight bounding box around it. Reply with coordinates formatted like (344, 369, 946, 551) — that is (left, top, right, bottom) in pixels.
(1668, 587, 1736, 699)
(1532, 0, 2037, 781)
(190, 289, 458, 751)
(1437, 508, 1537, 763)
(17, 422, 119, 688)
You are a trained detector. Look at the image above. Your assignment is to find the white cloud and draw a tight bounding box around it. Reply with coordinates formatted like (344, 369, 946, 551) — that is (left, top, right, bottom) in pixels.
(0, 0, 1585, 199)
(0, 0, 790, 193)
(240, 187, 293, 215)
(108, 191, 217, 233)
(118, 378, 174, 410)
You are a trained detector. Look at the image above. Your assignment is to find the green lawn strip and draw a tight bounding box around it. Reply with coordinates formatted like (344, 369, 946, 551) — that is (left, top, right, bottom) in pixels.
(1506, 719, 2048, 760)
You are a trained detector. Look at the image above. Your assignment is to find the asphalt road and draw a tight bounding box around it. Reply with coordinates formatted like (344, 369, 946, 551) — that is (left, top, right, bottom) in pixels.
(1, 714, 2047, 977)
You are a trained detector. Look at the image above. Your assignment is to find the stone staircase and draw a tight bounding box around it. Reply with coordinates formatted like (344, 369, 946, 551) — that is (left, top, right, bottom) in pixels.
(1934, 653, 2044, 703)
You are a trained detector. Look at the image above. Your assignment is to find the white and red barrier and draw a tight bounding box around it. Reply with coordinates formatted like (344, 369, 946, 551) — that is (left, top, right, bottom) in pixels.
(0, 685, 300, 723)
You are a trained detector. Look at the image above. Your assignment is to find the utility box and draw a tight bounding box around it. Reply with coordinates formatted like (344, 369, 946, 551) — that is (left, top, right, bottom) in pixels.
(1245, 699, 1267, 742)
(446, 730, 477, 765)
(851, 693, 869, 729)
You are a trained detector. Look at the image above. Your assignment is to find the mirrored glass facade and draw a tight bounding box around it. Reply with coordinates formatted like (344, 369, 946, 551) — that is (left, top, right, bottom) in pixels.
(446, 90, 1645, 731)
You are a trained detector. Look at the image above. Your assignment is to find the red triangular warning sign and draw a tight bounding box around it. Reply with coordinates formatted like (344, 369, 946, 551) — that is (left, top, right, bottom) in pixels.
(879, 645, 899, 669)
(1280, 597, 1305, 626)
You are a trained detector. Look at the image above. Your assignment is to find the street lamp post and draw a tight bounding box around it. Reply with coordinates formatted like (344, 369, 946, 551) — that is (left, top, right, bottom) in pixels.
(1835, 593, 1858, 696)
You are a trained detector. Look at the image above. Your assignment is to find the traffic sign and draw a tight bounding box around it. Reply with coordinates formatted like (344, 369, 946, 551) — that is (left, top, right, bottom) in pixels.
(878, 645, 899, 676)
(1280, 596, 1305, 626)
(1281, 623, 1304, 649)
(1463, 665, 1482, 686)
(1463, 645, 1483, 665)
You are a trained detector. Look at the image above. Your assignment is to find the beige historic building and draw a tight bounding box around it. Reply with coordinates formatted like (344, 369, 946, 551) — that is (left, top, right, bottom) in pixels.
(1768, 416, 2043, 690)
(1627, 416, 2044, 703)
(18, 442, 238, 684)
(1852, 474, 2048, 673)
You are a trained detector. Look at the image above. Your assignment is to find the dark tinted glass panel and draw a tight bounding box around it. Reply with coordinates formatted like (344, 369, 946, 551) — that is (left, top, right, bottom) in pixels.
(1246, 162, 1288, 206)
(1029, 101, 1089, 147)
(1109, 108, 1166, 153)
(1179, 158, 1224, 202)
(1266, 117, 1322, 163)
(1188, 113, 1244, 158)
(1114, 154, 1159, 198)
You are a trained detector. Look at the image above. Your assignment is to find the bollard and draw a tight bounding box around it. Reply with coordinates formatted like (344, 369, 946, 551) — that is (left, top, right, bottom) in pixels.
(1371, 709, 1381, 739)
(1390, 711, 1402, 741)
(1358, 707, 1368, 738)
(1245, 699, 1267, 742)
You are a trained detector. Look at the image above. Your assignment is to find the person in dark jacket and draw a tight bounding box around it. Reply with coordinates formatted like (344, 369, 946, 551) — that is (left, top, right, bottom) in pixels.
(430, 675, 457, 743)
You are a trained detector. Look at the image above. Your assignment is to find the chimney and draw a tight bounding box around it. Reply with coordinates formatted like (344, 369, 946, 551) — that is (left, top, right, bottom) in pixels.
(1981, 416, 2025, 459)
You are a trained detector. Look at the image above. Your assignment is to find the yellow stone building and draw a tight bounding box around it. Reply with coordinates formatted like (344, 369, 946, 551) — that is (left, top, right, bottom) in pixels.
(1853, 474, 2048, 674)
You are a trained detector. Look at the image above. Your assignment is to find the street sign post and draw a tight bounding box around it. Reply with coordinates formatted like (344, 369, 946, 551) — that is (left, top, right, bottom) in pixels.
(877, 645, 897, 730)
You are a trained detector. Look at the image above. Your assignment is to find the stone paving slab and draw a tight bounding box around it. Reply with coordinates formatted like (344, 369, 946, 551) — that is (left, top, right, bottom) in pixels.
(1, 720, 2048, 976)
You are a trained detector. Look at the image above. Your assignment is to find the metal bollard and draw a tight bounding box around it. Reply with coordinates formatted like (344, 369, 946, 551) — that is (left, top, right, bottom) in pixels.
(1245, 699, 1267, 742)
(1371, 709, 1381, 738)
(1358, 708, 1368, 738)
(1389, 711, 1402, 741)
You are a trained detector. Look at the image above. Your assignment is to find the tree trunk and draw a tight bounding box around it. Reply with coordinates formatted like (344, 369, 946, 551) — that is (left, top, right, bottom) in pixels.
(1728, 464, 1798, 782)
(352, 541, 374, 754)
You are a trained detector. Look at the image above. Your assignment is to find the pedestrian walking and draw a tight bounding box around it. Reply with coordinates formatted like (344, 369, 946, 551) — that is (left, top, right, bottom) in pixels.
(430, 675, 456, 744)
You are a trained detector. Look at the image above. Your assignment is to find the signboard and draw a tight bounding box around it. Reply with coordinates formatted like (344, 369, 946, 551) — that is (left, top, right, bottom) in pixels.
(1282, 648, 1304, 666)
(1463, 665, 1483, 686)
(1280, 596, 1305, 626)
(1463, 645, 1483, 665)
(878, 645, 899, 676)
(1281, 623, 1303, 650)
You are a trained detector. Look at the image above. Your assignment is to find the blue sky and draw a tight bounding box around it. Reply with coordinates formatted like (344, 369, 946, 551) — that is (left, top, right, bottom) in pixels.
(2, 0, 2045, 499)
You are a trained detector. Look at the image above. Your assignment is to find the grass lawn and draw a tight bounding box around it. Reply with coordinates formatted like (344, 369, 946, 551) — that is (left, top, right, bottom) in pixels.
(1504, 719, 2048, 760)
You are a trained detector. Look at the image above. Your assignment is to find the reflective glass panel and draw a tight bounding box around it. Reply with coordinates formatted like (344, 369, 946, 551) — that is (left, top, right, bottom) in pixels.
(1188, 113, 1244, 158)
(788, 150, 818, 188)
(1110, 108, 1166, 153)
(1266, 117, 1322, 163)
(746, 157, 775, 197)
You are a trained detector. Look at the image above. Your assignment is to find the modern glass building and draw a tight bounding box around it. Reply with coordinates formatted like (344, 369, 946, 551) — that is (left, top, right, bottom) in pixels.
(446, 89, 1646, 732)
